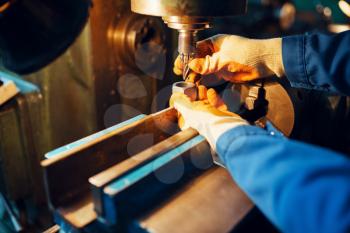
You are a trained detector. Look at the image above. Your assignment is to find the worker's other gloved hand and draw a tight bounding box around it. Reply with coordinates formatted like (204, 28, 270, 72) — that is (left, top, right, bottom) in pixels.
(170, 92, 248, 150)
(174, 34, 285, 83)
(173, 71, 229, 129)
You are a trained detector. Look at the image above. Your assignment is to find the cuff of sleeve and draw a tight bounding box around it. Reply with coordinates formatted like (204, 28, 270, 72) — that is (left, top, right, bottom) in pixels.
(282, 35, 312, 89)
(215, 124, 284, 164)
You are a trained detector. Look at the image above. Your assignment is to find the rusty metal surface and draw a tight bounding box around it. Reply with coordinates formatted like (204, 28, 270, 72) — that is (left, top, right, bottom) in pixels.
(131, 0, 247, 17)
(138, 166, 253, 233)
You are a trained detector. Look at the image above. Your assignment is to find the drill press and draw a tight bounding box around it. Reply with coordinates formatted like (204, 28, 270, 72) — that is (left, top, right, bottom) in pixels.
(131, 0, 248, 79)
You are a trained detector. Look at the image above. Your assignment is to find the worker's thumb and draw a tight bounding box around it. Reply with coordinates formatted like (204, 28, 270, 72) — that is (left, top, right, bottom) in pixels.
(189, 53, 221, 75)
(207, 88, 228, 112)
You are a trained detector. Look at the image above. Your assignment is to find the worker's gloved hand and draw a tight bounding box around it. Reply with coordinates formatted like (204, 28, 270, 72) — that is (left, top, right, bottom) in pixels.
(170, 92, 248, 150)
(173, 67, 236, 132)
(174, 34, 285, 83)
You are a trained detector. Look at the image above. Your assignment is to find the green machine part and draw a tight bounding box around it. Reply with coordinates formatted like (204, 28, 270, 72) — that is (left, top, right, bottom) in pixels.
(294, 0, 349, 23)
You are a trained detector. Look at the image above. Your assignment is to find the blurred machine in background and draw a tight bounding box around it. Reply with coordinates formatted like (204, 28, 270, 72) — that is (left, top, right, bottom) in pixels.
(0, 0, 349, 232)
(0, 0, 174, 231)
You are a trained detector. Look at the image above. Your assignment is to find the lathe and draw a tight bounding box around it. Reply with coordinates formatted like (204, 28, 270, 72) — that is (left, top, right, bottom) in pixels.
(0, 0, 349, 232)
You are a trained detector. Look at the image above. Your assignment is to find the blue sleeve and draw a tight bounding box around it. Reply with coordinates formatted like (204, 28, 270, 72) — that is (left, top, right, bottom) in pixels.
(216, 124, 350, 233)
(282, 30, 350, 95)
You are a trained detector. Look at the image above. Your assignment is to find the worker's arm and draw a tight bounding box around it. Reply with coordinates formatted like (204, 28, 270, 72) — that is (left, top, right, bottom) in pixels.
(216, 124, 350, 233)
(170, 93, 350, 233)
(283, 30, 350, 95)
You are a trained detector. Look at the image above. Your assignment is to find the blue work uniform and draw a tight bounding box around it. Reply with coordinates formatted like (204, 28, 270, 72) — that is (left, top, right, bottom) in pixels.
(216, 30, 350, 233)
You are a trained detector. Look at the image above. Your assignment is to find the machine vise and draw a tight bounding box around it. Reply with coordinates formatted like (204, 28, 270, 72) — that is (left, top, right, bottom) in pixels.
(41, 108, 253, 233)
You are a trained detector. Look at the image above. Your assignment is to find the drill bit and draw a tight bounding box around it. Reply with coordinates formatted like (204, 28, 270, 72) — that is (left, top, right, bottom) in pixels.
(181, 54, 191, 81)
(183, 64, 191, 81)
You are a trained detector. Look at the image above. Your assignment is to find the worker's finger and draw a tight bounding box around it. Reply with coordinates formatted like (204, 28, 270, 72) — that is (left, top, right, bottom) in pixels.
(207, 88, 228, 112)
(173, 56, 184, 75)
(186, 72, 201, 83)
(231, 72, 260, 82)
(174, 56, 183, 69)
(189, 52, 223, 75)
(178, 115, 186, 129)
(226, 62, 260, 77)
(218, 68, 260, 83)
(197, 85, 208, 101)
(173, 66, 182, 76)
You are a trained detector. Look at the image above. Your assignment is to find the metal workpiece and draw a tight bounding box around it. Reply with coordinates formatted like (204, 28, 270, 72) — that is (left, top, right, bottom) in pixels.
(172, 81, 197, 101)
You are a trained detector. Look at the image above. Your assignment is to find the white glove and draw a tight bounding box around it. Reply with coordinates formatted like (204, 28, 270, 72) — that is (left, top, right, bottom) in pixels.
(170, 93, 248, 150)
(174, 34, 285, 82)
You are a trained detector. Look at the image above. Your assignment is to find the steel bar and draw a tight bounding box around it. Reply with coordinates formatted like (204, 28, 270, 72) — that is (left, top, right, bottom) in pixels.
(89, 128, 198, 215)
(100, 135, 213, 225)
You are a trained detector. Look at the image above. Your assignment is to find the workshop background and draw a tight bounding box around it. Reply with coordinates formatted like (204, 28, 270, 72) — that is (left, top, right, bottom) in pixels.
(0, 0, 349, 232)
